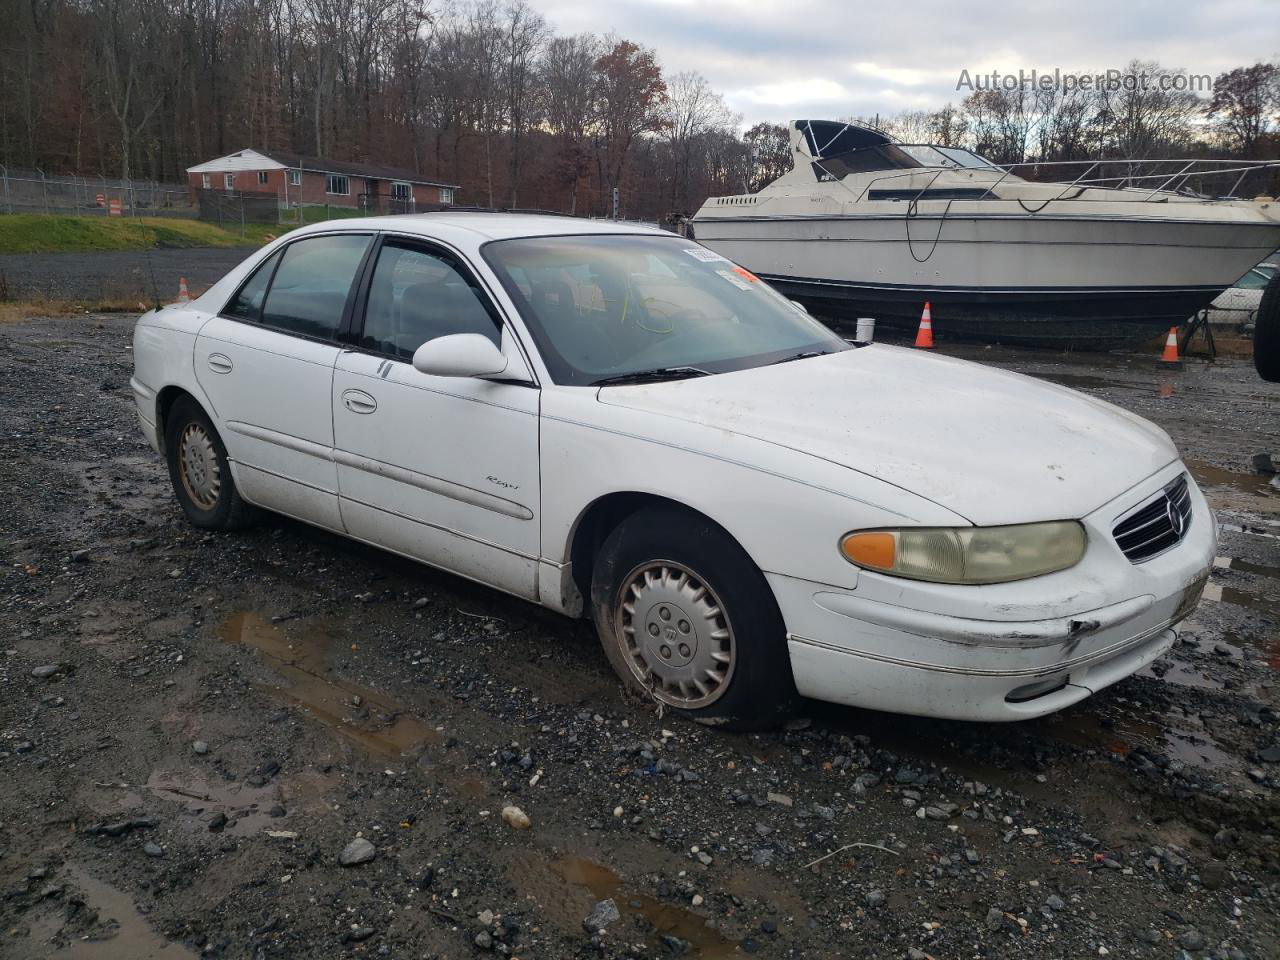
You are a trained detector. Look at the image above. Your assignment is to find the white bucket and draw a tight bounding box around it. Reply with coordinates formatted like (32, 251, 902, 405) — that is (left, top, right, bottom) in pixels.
(855, 317, 876, 343)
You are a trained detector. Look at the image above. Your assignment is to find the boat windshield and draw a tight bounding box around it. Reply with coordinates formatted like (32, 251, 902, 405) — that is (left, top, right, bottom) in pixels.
(937, 146, 1001, 169)
(812, 143, 923, 181)
(899, 145, 1002, 170)
(482, 234, 849, 386)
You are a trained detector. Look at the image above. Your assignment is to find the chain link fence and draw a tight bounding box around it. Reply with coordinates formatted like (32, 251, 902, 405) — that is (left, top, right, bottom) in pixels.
(0, 166, 195, 217)
(196, 189, 282, 227)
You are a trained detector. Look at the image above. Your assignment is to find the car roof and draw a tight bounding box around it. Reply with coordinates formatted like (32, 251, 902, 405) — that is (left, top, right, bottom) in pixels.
(293, 212, 670, 242)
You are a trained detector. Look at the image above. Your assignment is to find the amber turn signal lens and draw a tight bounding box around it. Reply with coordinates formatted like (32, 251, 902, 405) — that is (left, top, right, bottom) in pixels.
(840, 531, 896, 571)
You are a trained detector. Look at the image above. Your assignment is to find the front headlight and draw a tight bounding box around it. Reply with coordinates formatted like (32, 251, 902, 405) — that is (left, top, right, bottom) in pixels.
(840, 521, 1086, 584)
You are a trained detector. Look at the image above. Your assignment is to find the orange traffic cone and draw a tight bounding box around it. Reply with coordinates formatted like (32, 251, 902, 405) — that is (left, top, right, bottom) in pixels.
(1158, 327, 1182, 368)
(177, 277, 190, 303)
(914, 301, 934, 348)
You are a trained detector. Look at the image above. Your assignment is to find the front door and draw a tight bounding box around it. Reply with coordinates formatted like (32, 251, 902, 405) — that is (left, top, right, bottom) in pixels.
(332, 237, 541, 597)
(195, 232, 372, 530)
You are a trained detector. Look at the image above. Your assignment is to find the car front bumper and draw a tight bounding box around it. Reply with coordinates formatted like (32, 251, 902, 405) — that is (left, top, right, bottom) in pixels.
(769, 462, 1216, 722)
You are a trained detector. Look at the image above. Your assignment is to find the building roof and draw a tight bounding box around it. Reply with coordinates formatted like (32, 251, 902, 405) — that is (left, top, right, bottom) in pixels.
(187, 148, 459, 189)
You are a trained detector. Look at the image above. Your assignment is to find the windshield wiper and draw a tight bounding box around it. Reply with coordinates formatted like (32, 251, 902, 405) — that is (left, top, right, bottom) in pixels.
(767, 350, 829, 365)
(590, 366, 713, 387)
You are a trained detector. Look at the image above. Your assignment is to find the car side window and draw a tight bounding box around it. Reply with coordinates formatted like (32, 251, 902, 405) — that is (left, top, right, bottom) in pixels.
(260, 234, 371, 340)
(360, 241, 501, 359)
(223, 251, 280, 322)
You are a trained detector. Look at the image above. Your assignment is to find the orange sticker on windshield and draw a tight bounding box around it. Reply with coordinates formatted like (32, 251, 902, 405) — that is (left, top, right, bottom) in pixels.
(732, 265, 761, 283)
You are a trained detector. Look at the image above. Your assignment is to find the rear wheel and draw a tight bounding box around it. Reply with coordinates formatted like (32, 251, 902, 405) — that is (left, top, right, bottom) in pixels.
(590, 504, 795, 731)
(164, 396, 257, 530)
(1255, 270, 1280, 382)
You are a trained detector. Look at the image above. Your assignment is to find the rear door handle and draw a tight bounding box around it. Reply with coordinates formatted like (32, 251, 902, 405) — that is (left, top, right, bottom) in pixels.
(207, 353, 233, 374)
(342, 389, 377, 414)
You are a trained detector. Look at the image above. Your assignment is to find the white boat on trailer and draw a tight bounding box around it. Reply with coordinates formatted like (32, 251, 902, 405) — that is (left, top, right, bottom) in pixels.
(692, 120, 1280, 345)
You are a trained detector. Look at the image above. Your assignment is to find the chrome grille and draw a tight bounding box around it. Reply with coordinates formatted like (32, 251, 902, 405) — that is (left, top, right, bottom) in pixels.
(1112, 474, 1192, 563)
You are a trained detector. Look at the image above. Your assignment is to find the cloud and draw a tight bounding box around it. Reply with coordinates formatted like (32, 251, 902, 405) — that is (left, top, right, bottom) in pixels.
(533, 0, 1277, 125)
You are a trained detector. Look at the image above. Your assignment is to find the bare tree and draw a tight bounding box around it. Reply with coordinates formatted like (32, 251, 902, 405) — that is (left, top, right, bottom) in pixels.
(500, 0, 547, 207)
(1207, 62, 1279, 158)
(98, 0, 164, 181)
(541, 32, 599, 213)
(592, 37, 667, 215)
(742, 123, 791, 191)
(662, 71, 735, 212)
(1097, 59, 1199, 159)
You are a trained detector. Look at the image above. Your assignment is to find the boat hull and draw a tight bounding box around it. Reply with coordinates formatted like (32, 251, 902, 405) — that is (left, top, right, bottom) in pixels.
(760, 275, 1223, 345)
(693, 210, 1280, 346)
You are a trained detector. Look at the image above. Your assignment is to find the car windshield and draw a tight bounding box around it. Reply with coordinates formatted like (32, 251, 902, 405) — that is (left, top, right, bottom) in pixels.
(483, 234, 849, 385)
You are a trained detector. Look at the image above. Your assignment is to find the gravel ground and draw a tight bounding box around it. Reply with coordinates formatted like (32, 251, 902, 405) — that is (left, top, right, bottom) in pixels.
(0, 247, 258, 301)
(1, 314, 1278, 960)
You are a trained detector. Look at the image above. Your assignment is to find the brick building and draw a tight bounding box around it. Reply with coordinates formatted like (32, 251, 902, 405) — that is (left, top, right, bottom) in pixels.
(186, 149, 458, 212)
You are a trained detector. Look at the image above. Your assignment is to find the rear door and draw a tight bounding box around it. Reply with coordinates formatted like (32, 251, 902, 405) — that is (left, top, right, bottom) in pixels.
(331, 236, 541, 598)
(195, 233, 373, 530)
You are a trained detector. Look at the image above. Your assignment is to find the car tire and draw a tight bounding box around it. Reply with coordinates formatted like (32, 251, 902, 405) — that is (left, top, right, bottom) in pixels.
(590, 503, 796, 731)
(164, 396, 257, 530)
(1255, 270, 1280, 382)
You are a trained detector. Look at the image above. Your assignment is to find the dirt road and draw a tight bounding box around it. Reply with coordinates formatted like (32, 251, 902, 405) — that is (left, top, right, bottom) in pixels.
(2, 314, 1278, 960)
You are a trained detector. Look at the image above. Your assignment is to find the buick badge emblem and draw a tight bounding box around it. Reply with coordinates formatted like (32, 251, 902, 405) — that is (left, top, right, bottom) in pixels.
(1166, 497, 1184, 536)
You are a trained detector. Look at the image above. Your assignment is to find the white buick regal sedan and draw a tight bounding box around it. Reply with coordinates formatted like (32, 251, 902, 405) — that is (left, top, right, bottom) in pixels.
(131, 214, 1216, 729)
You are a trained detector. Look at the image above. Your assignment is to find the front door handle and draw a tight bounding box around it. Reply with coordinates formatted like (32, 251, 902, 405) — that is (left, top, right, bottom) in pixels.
(207, 353, 233, 374)
(342, 389, 377, 414)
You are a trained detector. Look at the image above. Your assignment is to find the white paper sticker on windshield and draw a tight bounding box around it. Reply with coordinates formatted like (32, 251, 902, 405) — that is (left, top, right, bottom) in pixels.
(716, 269, 754, 291)
(683, 247, 729, 262)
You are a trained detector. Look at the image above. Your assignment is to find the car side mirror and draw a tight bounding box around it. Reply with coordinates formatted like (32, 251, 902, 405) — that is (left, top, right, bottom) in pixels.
(412, 334, 509, 379)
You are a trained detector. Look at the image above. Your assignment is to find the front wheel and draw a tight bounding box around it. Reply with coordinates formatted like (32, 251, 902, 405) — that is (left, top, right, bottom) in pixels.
(590, 504, 796, 731)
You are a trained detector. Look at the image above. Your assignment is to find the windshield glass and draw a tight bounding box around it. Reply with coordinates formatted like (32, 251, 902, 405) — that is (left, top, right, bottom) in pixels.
(483, 234, 849, 385)
(815, 143, 922, 180)
(937, 146, 1001, 169)
(899, 145, 956, 167)
(1236, 266, 1273, 289)
(896, 145, 1001, 170)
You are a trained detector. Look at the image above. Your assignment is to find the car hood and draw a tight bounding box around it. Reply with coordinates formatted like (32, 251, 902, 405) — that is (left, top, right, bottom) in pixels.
(596, 345, 1178, 526)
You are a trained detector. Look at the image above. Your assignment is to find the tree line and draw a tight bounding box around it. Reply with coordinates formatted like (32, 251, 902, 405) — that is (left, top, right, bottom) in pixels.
(2, 0, 1277, 220)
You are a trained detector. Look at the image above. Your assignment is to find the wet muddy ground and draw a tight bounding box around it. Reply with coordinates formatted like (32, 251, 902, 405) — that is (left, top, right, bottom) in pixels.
(1, 314, 1277, 960)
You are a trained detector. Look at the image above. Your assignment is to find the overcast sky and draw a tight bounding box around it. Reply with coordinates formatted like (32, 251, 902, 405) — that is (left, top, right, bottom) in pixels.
(536, 0, 1279, 126)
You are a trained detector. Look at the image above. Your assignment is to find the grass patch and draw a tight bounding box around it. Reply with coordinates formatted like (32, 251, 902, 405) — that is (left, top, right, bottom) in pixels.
(0, 297, 146, 323)
(0, 214, 284, 255)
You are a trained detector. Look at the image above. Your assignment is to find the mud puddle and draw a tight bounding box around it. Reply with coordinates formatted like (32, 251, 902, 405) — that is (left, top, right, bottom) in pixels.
(1222, 629, 1280, 671)
(1227, 558, 1280, 580)
(1032, 372, 1143, 391)
(1220, 586, 1278, 615)
(1040, 709, 1235, 770)
(26, 864, 197, 959)
(142, 768, 331, 835)
(1187, 460, 1279, 514)
(550, 856, 739, 957)
(221, 612, 441, 759)
(1143, 660, 1226, 691)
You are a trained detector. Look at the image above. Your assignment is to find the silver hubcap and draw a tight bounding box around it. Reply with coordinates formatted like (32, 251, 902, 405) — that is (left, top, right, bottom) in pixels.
(616, 561, 735, 709)
(178, 423, 220, 510)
